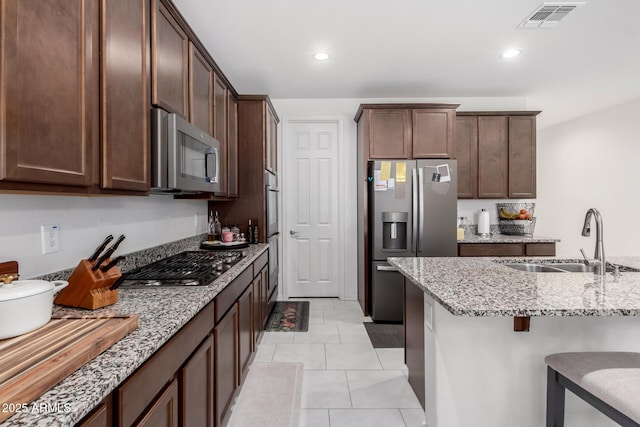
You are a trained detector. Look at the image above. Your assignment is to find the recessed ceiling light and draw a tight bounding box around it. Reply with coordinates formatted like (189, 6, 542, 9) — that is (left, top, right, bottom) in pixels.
(313, 52, 330, 61)
(501, 49, 521, 59)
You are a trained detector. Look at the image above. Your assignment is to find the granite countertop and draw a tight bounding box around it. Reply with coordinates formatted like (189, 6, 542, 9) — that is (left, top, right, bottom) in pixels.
(2, 240, 269, 427)
(458, 234, 561, 243)
(388, 255, 640, 317)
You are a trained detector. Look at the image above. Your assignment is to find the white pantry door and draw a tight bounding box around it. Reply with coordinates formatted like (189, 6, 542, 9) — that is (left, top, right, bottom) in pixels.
(283, 119, 342, 297)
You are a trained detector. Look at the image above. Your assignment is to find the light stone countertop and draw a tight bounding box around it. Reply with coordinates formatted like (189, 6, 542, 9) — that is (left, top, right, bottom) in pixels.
(388, 255, 640, 317)
(458, 234, 561, 243)
(1, 240, 269, 427)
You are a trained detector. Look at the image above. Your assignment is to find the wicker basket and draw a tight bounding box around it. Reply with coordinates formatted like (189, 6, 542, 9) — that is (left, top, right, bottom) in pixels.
(498, 217, 536, 236)
(496, 202, 535, 220)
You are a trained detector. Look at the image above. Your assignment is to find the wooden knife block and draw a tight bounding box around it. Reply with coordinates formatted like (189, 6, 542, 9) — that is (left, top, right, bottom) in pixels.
(54, 259, 120, 310)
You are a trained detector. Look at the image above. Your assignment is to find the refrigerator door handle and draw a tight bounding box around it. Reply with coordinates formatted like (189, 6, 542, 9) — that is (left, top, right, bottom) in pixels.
(418, 167, 424, 253)
(412, 168, 418, 253)
(376, 265, 398, 272)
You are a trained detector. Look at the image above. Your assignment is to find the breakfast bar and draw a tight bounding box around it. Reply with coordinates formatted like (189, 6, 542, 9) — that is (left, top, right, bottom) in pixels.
(388, 255, 640, 427)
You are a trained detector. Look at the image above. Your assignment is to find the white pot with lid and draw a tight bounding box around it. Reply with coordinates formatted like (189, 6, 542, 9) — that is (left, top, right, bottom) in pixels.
(0, 274, 68, 340)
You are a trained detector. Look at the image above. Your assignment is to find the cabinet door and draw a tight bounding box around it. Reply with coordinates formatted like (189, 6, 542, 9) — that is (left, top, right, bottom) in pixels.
(151, 0, 188, 117)
(453, 116, 478, 198)
(0, 0, 98, 187)
(367, 109, 412, 159)
(137, 378, 179, 427)
(261, 267, 270, 327)
(101, 0, 150, 192)
(252, 275, 262, 347)
(181, 334, 214, 427)
(227, 93, 239, 197)
(237, 284, 253, 384)
(266, 106, 278, 173)
(188, 42, 213, 136)
(411, 109, 455, 158)
(214, 74, 228, 195)
(477, 116, 508, 198)
(214, 304, 238, 427)
(508, 116, 537, 198)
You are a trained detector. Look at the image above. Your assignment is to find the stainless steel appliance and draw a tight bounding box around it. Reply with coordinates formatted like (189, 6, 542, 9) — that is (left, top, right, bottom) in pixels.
(265, 171, 279, 303)
(118, 251, 243, 287)
(369, 160, 458, 322)
(151, 108, 221, 194)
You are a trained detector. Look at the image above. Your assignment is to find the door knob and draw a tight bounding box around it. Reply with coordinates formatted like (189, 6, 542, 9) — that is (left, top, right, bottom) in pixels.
(289, 230, 298, 236)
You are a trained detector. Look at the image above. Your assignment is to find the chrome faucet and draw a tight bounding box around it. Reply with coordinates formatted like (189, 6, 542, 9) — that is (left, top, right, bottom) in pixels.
(580, 208, 605, 277)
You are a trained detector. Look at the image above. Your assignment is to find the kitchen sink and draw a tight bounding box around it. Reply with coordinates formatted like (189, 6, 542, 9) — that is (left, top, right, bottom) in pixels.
(500, 261, 640, 273)
(502, 263, 567, 273)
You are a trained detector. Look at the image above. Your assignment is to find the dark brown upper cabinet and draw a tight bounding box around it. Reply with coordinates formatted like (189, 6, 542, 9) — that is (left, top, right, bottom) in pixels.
(189, 42, 213, 136)
(0, 0, 99, 188)
(508, 116, 537, 198)
(453, 116, 478, 199)
(354, 104, 459, 160)
(477, 116, 509, 198)
(454, 112, 540, 199)
(366, 109, 412, 159)
(227, 93, 239, 198)
(411, 108, 456, 158)
(214, 74, 228, 195)
(101, 0, 151, 192)
(151, 0, 189, 118)
(266, 106, 278, 173)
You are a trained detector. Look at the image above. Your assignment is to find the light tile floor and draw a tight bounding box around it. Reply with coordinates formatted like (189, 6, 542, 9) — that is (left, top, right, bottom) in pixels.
(254, 298, 425, 427)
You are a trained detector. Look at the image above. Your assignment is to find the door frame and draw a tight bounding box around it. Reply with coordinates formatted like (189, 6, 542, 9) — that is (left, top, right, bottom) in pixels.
(280, 116, 346, 299)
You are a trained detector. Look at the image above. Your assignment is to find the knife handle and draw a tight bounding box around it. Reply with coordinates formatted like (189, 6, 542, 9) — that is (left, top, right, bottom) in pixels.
(88, 235, 114, 262)
(101, 256, 124, 272)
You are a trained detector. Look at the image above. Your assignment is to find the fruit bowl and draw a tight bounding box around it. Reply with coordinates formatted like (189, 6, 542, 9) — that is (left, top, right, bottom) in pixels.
(496, 203, 535, 220)
(498, 217, 536, 236)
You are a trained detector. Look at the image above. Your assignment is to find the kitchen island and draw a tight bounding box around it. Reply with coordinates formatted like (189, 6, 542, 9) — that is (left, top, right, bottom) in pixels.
(1, 241, 269, 426)
(388, 255, 640, 427)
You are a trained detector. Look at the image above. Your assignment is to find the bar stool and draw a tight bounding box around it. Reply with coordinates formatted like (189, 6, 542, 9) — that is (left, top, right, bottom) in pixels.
(545, 352, 640, 427)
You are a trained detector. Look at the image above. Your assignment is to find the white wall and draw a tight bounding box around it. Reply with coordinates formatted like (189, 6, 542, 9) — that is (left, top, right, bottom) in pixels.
(535, 97, 640, 257)
(0, 194, 208, 279)
(272, 96, 529, 299)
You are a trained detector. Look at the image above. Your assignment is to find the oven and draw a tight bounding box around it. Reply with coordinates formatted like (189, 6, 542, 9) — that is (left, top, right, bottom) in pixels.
(265, 170, 279, 301)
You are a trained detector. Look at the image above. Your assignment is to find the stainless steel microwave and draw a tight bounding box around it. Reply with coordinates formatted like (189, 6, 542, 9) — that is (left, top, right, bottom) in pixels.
(151, 108, 221, 194)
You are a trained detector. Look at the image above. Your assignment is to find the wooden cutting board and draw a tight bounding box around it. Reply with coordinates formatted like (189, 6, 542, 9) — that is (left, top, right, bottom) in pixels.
(0, 315, 139, 422)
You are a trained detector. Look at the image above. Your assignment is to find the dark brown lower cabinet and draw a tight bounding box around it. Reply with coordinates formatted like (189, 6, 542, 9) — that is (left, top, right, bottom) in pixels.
(260, 266, 269, 327)
(238, 284, 253, 384)
(181, 334, 214, 427)
(77, 396, 111, 427)
(458, 242, 556, 257)
(87, 253, 267, 427)
(137, 378, 179, 427)
(252, 273, 263, 349)
(214, 304, 238, 427)
(404, 279, 425, 409)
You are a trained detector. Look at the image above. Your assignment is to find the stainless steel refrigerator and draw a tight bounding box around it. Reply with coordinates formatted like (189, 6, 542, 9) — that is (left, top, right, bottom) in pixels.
(368, 159, 458, 322)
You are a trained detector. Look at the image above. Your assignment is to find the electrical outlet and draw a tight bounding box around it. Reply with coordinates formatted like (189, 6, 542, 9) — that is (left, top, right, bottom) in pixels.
(41, 224, 60, 254)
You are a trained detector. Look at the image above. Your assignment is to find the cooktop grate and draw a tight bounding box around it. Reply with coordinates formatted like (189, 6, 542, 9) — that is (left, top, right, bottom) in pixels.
(121, 250, 244, 287)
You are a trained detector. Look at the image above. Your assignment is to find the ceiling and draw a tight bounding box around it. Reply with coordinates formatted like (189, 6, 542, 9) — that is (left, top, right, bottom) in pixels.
(173, 0, 640, 128)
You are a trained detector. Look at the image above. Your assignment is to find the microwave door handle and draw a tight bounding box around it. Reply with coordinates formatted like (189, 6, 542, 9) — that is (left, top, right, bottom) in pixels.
(205, 148, 219, 184)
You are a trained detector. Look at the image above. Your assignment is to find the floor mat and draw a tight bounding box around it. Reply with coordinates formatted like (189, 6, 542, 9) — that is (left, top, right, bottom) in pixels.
(265, 301, 310, 332)
(364, 322, 404, 348)
(226, 362, 303, 427)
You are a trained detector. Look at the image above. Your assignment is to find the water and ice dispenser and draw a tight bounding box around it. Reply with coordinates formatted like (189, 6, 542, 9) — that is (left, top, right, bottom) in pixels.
(381, 212, 408, 250)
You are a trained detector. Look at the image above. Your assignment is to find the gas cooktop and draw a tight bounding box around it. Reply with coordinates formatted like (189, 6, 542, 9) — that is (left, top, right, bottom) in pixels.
(119, 250, 244, 288)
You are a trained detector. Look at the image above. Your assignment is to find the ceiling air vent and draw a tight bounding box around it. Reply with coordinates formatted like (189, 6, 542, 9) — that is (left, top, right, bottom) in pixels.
(519, 2, 585, 29)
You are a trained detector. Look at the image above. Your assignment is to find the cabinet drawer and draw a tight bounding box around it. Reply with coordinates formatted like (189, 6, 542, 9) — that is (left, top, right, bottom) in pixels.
(137, 378, 179, 427)
(458, 243, 524, 257)
(214, 267, 252, 323)
(525, 243, 556, 256)
(254, 251, 268, 274)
